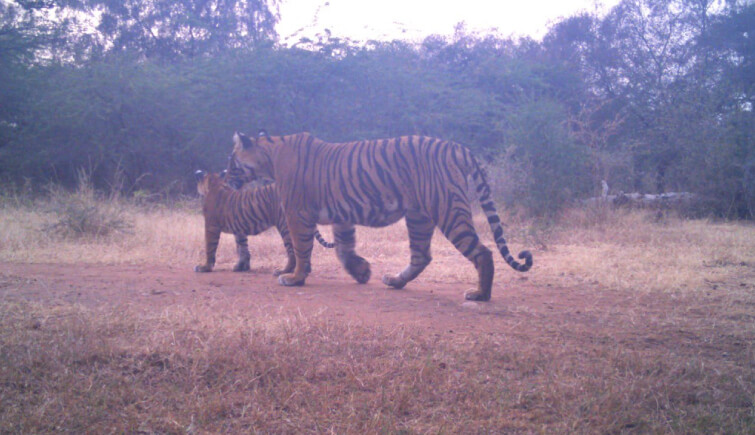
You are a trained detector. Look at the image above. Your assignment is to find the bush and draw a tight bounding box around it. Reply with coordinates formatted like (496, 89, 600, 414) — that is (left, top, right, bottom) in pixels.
(497, 100, 592, 218)
(43, 172, 132, 239)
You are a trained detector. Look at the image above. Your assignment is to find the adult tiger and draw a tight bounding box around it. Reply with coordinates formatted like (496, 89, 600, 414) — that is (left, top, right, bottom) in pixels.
(194, 170, 334, 275)
(227, 132, 532, 301)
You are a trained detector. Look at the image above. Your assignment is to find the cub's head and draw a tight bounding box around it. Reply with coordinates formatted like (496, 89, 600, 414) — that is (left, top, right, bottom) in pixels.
(228, 130, 276, 187)
(194, 170, 224, 197)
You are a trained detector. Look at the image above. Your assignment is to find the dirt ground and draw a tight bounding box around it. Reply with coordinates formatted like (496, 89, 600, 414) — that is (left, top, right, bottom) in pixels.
(2, 261, 753, 359)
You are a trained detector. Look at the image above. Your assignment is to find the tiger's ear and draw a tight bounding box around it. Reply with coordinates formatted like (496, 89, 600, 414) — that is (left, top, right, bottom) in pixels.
(234, 131, 255, 150)
(258, 129, 272, 142)
(194, 170, 206, 181)
(220, 169, 227, 179)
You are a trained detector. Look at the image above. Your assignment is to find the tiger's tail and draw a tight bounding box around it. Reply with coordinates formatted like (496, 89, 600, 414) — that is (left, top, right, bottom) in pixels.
(314, 229, 335, 248)
(468, 154, 533, 272)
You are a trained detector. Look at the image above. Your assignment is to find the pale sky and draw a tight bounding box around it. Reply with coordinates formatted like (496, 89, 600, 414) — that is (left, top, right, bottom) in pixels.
(277, 0, 622, 44)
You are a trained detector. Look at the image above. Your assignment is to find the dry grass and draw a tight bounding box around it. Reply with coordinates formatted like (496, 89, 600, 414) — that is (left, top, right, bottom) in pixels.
(2, 299, 753, 434)
(534, 207, 755, 294)
(1, 194, 755, 432)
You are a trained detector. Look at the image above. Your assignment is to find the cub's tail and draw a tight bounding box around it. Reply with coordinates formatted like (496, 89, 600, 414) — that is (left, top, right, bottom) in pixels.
(314, 229, 335, 248)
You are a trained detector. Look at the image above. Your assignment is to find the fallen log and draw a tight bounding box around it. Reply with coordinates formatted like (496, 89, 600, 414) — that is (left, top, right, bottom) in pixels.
(583, 192, 697, 208)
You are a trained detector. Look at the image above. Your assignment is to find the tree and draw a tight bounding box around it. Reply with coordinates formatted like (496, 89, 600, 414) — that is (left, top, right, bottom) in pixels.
(0, 1, 59, 150)
(499, 99, 593, 217)
(63, 0, 280, 59)
(681, 1, 755, 217)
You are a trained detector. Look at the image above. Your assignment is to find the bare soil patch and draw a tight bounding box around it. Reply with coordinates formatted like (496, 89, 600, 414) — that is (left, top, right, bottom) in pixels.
(0, 261, 720, 338)
(2, 259, 754, 368)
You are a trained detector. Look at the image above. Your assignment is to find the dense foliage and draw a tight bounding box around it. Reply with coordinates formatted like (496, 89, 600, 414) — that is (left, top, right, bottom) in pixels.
(1, 0, 753, 217)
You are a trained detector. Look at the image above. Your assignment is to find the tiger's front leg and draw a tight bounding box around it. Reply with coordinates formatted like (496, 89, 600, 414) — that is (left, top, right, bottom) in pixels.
(232, 233, 251, 272)
(277, 213, 315, 286)
(194, 226, 220, 273)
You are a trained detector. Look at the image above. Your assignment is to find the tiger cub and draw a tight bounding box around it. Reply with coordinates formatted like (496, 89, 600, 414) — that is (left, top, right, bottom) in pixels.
(194, 170, 333, 274)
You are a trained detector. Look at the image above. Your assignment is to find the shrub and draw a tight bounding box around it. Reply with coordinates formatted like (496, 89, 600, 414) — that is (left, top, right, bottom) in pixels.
(43, 172, 132, 239)
(496, 100, 592, 218)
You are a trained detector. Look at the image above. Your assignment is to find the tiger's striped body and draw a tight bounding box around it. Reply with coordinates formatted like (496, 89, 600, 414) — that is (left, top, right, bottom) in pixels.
(228, 132, 532, 301)
(194, 171, 333, 275)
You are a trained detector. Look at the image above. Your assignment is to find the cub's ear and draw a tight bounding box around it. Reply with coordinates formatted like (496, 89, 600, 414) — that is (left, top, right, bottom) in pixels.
(258, 129, 271, 142)
(194, 170, 206, 181)
(234, 131, 255, 149)
(220, 169, 227, 179)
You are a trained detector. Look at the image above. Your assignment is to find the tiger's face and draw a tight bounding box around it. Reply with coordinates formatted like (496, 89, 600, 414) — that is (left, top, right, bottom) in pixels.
(195, 170, 224, 196)
(228, 131, 275, 187)
(225, 149, 255, 190)
(195, 170, 210, 196)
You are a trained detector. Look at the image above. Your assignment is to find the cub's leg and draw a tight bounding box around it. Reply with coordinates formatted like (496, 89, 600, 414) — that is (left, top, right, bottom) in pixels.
(382, 212, 434, 289)
(232, 233, 251, 272)
(274, 225, 297, 277)
(334, 223, 371, 284)
(194, 226, 221, 273)
(277, 212, 316, 286)
(438, 202, 495, 302)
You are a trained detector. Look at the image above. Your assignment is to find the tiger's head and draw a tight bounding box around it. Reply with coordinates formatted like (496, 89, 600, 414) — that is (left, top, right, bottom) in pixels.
(194, 170, 225, 197)
(228, 130, 276, 188)
(225, 150, 255, 190)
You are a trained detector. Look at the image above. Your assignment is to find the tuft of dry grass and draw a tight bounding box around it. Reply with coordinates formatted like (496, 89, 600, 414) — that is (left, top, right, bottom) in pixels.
(41, 180, 133, 239)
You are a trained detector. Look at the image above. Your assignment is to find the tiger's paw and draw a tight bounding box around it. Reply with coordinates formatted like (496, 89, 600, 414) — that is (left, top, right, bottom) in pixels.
(464, 288, 491, 302)
(194, 265, 213, 273)
(278, 273, 306, 286)
(233, 262, 250, 272)
(274, 261, 296, 276)
(346, 255, 371, 284)
(382, 274, 407, 289)
(272, 267, 296, 276)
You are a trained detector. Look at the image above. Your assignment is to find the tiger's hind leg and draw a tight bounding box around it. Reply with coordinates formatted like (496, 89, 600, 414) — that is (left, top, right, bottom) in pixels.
(273, 225, 296, 277)
(334, 223, 371, 284)
(438, 205, 495, 302)
(382, 212, 434, 289)
(232, 233, 251, 272)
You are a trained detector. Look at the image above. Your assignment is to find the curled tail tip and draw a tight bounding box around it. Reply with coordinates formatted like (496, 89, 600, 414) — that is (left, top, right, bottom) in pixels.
(319, 240, 336, 249)
(314, 232, 336, 249)
(502, 249, 533, 272)
(517, 250, 533, 272)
